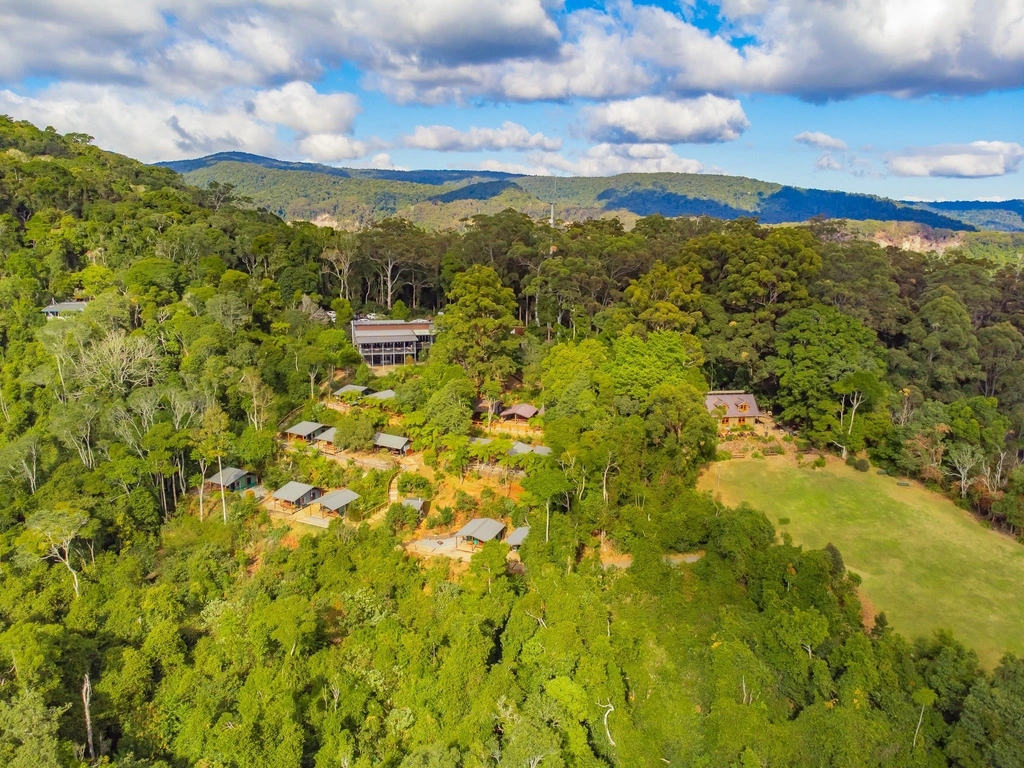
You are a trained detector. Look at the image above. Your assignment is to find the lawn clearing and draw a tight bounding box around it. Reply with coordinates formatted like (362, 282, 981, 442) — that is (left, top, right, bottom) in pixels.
(698, 456, 1024, 667)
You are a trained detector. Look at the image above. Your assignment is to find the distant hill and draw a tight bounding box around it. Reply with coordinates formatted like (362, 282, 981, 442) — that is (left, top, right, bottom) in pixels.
(157, 152, 1021, 234)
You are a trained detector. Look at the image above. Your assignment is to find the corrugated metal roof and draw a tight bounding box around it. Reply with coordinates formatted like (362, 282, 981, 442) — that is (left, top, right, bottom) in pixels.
(402, 497, 425, 512)
(285, 421, 324, 437)
(318, 488, 360, 510)
(455, 517, 506, 542)
(364, 389, 395, 400)
(506, 527, 530, 547)
(206, 467, 248, 486)
(532, 445, 552, 456)
(508, 441, 533, 455)
(353, 331, 418, 344)
(317, 427, 337, 444)
(273, 481, 316, 502)
(468, 437, 493, 446)
(334, 384, 373, 396)
(373, 432, 410, 450)
(501, 403, 538, 419)
(41, 301, 89, 313)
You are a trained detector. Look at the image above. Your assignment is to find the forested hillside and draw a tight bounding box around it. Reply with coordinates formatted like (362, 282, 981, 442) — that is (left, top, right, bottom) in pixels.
(3, 116, 1024, 767)
(162, 153, 1003, 233)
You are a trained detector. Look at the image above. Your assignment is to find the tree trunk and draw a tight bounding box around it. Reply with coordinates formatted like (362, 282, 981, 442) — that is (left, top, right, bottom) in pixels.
(545, 498, 551, 543)
(913, 704, 925, 748)
(218, 456, 228, 523)
(82, 674, 95, 761)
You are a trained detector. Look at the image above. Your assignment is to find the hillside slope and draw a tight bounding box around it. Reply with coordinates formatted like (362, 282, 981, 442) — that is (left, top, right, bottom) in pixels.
(160, 152, 991, 232)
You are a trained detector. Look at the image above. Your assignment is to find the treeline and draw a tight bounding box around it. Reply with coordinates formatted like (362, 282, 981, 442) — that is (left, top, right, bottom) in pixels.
(1, 116, 1024, 766)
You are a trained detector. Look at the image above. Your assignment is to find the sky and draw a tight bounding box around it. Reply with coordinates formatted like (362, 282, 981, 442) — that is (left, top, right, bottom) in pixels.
(1, 0, 1023, 200)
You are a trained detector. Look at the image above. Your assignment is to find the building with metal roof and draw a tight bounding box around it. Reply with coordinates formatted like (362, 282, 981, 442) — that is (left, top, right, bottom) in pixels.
(373, 432, 411, 453)
(317, 488, 360, 512)
(402, 497, 425, 514)
(41, 301, 89, 319)
(272, 481, 321, 509)
(455, 518, 507, 549)
(508, 441, 533, 456)
(501, 403, 539, 420)
(334, 384, 374, 397)
(285, 421, 328, 440)
(506, 527, 530, 549)
(205, 467, 259, 492)
(350, 318, 435, 366)
(532, 445, 553, 456)
(363, 389, 396, 401)
(468, 437, 493, 446)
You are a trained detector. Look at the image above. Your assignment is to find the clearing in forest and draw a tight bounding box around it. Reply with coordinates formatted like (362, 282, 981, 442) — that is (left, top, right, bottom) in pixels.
(698, 455, 1024, 667)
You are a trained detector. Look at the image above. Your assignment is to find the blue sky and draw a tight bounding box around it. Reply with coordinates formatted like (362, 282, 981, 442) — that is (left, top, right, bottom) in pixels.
(2, 0, 1022, 200)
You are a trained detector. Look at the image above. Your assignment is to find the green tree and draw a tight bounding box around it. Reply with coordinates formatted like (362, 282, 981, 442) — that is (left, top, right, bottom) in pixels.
(433, 265, 520, 388)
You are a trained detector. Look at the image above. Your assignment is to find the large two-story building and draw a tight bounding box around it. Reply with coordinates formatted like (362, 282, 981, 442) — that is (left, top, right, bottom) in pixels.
(350, 319, 436, 367)
(705, 391, 764, 429)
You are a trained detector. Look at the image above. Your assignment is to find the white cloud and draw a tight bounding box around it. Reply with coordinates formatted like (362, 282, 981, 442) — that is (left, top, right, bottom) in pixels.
(403, 121, 561, 152)
(815, 154, 843, 171)
(585, 95, 749, 144)
(538, 143, 705, 176)
(887, 141, 1024, 178)
(296, 134, 373, 162)
(0, 84, 278, 162)
(253, 82, 360, 136)
(795, 131, 848, 151)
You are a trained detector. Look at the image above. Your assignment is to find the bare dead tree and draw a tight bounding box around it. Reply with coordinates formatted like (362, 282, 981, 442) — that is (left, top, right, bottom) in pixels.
(82, 673, 95, 761)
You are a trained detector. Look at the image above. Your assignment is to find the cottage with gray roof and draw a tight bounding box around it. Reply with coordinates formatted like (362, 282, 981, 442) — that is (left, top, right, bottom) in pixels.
(455, 518, 507, 549)
(363, 389, 396, 402)
(317, 488, 360, 514)
(334, 384, 374, 398)
(373, 432, 412, 454)
(205, 467, 259, 492)
(506, 527, 530, 550)
(272, 481, 322, 510)
(41, 300, 89, 319)
(285, 421, 328, 441)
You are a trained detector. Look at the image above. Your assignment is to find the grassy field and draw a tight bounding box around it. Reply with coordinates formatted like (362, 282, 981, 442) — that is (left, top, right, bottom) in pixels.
(698, 456, 1024, 667)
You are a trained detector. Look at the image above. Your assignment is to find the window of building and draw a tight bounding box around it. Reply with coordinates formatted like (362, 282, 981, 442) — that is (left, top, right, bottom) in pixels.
(738, 402, 749, 413)
(721, 417, 730, 425)
(738, 417, 747, 425)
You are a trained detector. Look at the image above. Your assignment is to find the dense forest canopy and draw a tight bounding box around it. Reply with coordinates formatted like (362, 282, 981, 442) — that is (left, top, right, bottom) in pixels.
(1, 116, 1023, 767)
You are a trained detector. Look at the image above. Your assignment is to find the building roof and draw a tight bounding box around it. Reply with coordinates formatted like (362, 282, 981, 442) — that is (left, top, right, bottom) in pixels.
(704, 391, 762, 419)
(506, 527, 530, 547)
(41, 301, 89, 314)
(316, 427, 337, 444)
(532, 445, 553, 456)
(354, 330, 418, 344)
(508, 441, 533, 456)
(353, 318, 434, 329)
(456, 517, 506, 543)
(364, 389, 396, 401)
(285, 421, 325, 437)
(501, 403, 539, 419)
(318, 488, 360, 511)
(273, 481, 316, 503)
(334, 384, 373, 396)
(402, 497, 425, 512)
(468, 437, 493, 446)
(373, 432, 411, 450)
(206, 467, 250, 486)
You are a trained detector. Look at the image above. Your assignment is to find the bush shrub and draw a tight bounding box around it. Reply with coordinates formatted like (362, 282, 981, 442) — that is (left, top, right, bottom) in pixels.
(385, 502, 420, 532)
(796, 439, 812, 452)
(854, 458, 870, 472)
(397, 472, 433, 497)
(812, 456, 827, 469)
(845, 455, 857, 467)
(716, 450, 732, 462)
(763, 443, 784, 456)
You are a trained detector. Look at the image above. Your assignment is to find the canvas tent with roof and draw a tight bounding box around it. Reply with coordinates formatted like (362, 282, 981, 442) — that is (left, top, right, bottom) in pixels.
(284, 421, 328, 441)
(205, 467, 259, 492)
(455, 518, 507, 550)
(272, 481, 322, 510)
(373, 432, 412, 455)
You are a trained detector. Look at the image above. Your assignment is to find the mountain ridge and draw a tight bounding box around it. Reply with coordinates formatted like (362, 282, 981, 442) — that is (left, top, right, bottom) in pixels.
(156, 151, 1024, 233)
